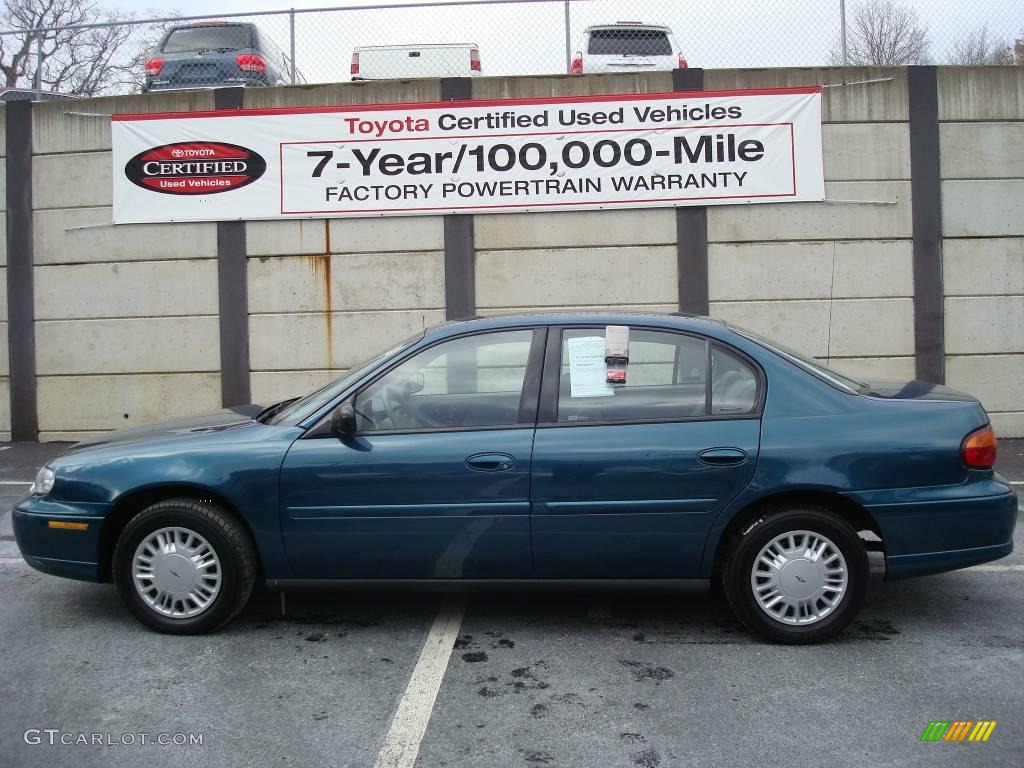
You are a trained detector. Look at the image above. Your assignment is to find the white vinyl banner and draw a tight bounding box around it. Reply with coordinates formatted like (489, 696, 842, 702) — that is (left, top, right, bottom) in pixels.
(112, 87, 824, 224)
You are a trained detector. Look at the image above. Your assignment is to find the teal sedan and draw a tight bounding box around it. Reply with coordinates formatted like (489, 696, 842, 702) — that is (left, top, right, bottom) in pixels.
(13, 313, 1018, 642)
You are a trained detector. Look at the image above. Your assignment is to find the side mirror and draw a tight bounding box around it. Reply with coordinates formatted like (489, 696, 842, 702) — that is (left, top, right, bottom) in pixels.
(330, 401, 357, 435)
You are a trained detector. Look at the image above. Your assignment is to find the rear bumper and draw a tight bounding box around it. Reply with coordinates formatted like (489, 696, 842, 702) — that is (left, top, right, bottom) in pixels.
(12, 496, 108, 582)
(844, 477, 1018, 580)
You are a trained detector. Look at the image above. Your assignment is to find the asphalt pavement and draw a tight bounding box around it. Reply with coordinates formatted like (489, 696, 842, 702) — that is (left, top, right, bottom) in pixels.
(0, 440, 1021, 768)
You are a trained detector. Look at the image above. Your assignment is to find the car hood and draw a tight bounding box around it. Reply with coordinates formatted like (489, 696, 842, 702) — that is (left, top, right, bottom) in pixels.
(861, 379, 980, 403)
(60, 404, 265, 455)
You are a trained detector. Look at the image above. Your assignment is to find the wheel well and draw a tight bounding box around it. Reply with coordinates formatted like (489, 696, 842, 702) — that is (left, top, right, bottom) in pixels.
(712, 490, 883, 575)
(97, 485, 261, 582)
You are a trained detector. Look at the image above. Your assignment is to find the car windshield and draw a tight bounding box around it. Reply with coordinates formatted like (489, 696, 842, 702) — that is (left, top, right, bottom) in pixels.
(268, 333, 423, 426)
(587, 29, 672, 56)
(161, 25, 252, 53)
(731, 325, 868, 394)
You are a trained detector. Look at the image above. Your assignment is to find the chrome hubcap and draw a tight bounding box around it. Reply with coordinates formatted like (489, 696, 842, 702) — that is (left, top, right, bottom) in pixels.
(133, 527, 221, 618)
(751, 530, 848, 625)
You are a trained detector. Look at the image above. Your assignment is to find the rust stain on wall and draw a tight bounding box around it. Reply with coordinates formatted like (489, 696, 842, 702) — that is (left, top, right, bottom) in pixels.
(305, 253, 333, 370)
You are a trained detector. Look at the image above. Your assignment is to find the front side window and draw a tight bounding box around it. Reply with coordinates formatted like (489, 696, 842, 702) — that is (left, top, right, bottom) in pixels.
(558, 328, 707, 423)
(355, 330, 534, 432)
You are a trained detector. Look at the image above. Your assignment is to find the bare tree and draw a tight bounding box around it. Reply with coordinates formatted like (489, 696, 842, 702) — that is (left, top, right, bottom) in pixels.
(831, 0, 930, 65)
(950, 26, 1014, 65)
(0, 0, 173, 95)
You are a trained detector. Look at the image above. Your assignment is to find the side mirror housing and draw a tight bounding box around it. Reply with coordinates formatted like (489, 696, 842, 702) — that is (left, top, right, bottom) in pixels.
(331, 401, 357, 435)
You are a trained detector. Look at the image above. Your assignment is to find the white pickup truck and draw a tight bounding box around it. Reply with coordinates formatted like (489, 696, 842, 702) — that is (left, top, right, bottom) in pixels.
(350, 43, 482, 80)
(572, 22, 687, 75)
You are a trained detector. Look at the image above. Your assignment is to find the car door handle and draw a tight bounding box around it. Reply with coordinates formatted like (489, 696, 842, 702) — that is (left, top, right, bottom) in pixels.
(697, 447, 748, 466)
(465, 453, 516, 472)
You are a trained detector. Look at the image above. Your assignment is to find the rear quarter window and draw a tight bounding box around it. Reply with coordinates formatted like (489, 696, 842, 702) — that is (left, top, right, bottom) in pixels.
(587, 29, 672, 56)
(161, 25, 253, 53)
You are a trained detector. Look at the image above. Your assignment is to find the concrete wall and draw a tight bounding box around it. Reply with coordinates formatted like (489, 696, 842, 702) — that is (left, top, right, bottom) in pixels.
(938, 69, 1024, 438)
(7, 66, 1024, 439)
(30, 91, 220, 441)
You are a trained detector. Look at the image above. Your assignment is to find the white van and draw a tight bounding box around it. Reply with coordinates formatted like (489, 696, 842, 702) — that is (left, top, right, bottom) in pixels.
(350, 43, 481, 80)
(572, 22, 687, 74)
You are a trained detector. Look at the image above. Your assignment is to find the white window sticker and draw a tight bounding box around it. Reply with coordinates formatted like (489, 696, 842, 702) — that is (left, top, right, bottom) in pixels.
(567, 336, 614, 398)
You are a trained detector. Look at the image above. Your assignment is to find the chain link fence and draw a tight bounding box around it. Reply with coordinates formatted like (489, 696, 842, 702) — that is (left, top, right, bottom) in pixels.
(1, 0, 1022, 99)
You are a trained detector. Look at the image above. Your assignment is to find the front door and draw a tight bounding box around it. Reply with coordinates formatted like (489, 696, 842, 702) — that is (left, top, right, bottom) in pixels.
(531, 326, 762, 578)
(280, 327, 543, 579)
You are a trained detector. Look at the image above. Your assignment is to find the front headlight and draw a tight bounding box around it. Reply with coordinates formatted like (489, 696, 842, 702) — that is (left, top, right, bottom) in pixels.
(31, 466, 55, 496)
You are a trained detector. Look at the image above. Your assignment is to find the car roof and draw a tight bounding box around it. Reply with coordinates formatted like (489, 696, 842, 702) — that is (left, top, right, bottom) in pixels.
(584, 23, 672, 33)
(425, 312, 728, 340)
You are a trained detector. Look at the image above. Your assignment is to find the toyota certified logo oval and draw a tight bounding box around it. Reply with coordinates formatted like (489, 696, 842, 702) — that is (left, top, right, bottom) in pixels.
(124, 141, 266, 195)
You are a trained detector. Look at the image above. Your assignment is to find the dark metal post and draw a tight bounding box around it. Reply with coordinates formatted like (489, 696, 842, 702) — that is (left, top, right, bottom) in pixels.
(673, 68, 709, 316)
(441, 78, 476, 321)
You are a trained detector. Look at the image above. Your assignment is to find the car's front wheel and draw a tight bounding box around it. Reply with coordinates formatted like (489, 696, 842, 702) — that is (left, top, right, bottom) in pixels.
(721, 507, 868, 644)
(113, 499, 257, 634)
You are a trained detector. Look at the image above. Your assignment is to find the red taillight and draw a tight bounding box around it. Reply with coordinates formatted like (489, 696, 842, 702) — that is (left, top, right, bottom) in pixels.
(144, 57, 164, 77)
(470, 48, 481, 72)
(235, 53, 266, 73)
(678, 54, 689, 69)
(961, 424, 997, 469)
(350, 50, 360, 76)
(570, 51, 583, 75)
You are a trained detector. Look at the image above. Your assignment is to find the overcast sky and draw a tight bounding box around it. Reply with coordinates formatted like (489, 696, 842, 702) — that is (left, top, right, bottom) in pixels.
(94, 0, 1022, 80)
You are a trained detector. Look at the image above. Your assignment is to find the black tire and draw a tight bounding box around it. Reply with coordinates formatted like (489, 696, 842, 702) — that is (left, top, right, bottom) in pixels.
(721, 506, 868, 644)
(113, 499, 257, 634)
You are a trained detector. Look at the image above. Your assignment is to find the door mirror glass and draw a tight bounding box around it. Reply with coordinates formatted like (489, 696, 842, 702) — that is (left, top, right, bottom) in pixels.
(331, 401, 357, 434)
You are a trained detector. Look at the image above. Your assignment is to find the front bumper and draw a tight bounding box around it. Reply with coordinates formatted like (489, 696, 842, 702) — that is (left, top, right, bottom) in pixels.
(845, 476, 1018, 580)
(12, 495, 110, 582)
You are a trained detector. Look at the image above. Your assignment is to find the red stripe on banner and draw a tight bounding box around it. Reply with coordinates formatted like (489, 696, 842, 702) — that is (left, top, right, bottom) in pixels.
(112, 86, 822, 122)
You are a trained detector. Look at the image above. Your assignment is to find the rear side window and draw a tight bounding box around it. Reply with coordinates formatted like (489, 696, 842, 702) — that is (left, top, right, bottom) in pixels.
(558, 328, 707, 423)
(161, 25, 253, 53)
(587, 29, 672, 56)
(711, 347, 759, 415)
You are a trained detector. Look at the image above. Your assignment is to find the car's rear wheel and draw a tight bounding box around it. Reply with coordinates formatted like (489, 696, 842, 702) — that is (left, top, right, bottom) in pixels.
(721, 507, 868, 644)
(113, 499, 256, 634)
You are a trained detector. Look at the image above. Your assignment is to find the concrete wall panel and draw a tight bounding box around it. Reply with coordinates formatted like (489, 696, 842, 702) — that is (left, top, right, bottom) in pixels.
(945, 297, 1024, 355)
(708, 182, 912, 242)
(942, 180, 1024, 237)
(247, 220, 328, 256)
(32, 91, 216, 154)
(476, 246, 677, 309)
(937, 67, 1024, 122)
(709, 240, 912, 301)
(251, 370, 340, 406)
(35, 260, 218, 320)
(946, 355, 1024, 413)
(476, 209, 676, 250)
(823, 123, 910, 181)
(36, 317, 220, 375)
(943, 238, 1024, 296)
(826, 356, 915, 381)
(705, 68, 910, 122)
(472, 72, 673, 101)
(329, 216, 444, 254)
(35, 208, 217, 264)
(709, 298, 913, 358)
(0, 379, 9, 435)
(939, 122, 1024, 179)
(33, 153, 112, 209)
(37, 373, 221, 432)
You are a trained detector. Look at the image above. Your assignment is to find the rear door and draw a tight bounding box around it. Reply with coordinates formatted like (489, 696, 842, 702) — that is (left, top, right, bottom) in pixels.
(530, 325, 762, 578)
